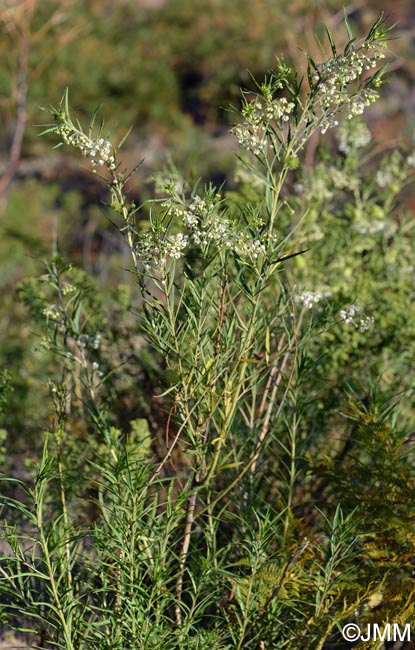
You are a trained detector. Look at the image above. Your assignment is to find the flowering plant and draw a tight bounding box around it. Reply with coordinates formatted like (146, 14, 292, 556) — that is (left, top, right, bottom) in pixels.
(2, 13, 415, 650)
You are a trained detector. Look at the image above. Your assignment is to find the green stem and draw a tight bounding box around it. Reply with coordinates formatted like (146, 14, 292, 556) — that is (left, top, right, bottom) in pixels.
(204, 292, 262, 485)
(36, 483, 75, 649)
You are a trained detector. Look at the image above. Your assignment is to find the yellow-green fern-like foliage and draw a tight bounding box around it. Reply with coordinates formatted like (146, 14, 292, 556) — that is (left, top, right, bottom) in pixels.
(311, 399, 415, 648)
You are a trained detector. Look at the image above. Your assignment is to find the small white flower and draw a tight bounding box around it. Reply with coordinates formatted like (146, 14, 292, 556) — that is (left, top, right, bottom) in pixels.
(43, 304, 61, 319)
(355, 221, 385, 235)
(320, 115, 339, 134)
(167, 232, 189, 259)
(297, 290, 332, 309)
(340, 304, 374, 332)
(57, 126, 115, 169)
(61, 282, 75, 295)
(92, 334, 102, 350)
(375, 170, 391, 188)
(337, 119, 371, 153)
(183, 211, 198, 227)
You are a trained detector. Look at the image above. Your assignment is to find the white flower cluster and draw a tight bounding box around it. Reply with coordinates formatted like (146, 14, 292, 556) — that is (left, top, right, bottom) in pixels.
(319, 88, 379, 135)
(317, 47, 385, 106)
(243, 238, 266, 259)
(91, 361, 103, 378)
(137, 192, 267, 267)
(183, 197, 266, 259)
(241, 97, 294, 123)
(43, 304, 61, 319)
(61, 282, 76, 295)
(165, 194, 229, 248)
(297, 290, 332, 309)
(340, 304, 374, 332)
(232, 96, 294, 155)
(375, 169, 391, 188)
(136, 231, 169, 268)
(295, 175, 332, 201)
(263, 97, 295, 121)
(192, 219, 232, 247)
(316, 45, 384, 132)
(164, 194, 216, 229)
(78, 333, 102, 350)
(375, 151, 410, 191)
(185, 215, 267, 259)
(337, 119, 372, 154)
(407, 153, 415, 168)
(295, 163, 358, 202)
(184, 195, 214, 227)
(347, 88, 379, 119)
(167, 233, 189, 259)
(320, 115, 339, 135)
(232, 123, 267, 156)
(330, 168, 355, 191)
(355, 221, 385, 235)
(55, 125, 116, 170)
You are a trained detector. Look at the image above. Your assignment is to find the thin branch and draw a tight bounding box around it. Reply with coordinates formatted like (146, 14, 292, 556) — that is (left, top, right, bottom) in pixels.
(258, 537, 310, 619)
(248, 303, 305, 485)
(174, 473, 200, 626)
(201, 329, 298, 517)
(0, 20, 29, 199)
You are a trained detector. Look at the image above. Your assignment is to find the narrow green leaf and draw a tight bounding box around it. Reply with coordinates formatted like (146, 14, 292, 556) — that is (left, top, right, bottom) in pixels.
(343, 8, 354, 41)
(325, 25, 337, 57)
